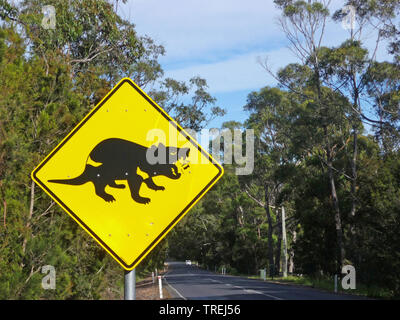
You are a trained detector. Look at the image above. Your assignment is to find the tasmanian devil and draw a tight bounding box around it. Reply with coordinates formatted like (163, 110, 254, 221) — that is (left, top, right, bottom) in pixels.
(48, 138, 190, 204)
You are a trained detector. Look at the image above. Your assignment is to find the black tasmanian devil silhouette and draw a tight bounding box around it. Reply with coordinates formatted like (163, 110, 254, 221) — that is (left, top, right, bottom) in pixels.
(48, 138, 190, 204)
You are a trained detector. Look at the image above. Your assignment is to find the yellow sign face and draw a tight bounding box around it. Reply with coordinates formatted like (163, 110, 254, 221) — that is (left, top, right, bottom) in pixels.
(31, 78, 223, 270)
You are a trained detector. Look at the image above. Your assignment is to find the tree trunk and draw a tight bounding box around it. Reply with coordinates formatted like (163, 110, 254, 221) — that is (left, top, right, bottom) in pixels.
(350, 127, 357, 232)
(350, 72, 359, 226)
(323, 111, 345, 273)
(327, 155, 345, 272)
(3, 200, 6, 228)
(289, 230, 296, 274)
(350, 81, 360, 266)
(274, 210, 282, 276)
(264, 185, 275, 276)
(22, 180, 35, 257)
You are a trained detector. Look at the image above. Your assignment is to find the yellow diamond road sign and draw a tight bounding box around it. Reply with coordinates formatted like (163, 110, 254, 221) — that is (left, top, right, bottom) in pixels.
(31, 78, 223, 270)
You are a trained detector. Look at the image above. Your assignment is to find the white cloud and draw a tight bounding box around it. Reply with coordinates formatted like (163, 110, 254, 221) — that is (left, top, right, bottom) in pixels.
(164, 47, 297, 93)
(120, 0, 393, 96)
(119, 0, 283, 64)
(118, 0, 299, 93)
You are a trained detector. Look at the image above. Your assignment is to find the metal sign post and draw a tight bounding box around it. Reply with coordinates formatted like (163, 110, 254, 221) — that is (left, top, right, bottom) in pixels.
(124, 268, 136, 300)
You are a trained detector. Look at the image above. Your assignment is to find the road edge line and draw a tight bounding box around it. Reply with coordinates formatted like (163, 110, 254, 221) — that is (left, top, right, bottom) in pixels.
(163, 272, 187, 300)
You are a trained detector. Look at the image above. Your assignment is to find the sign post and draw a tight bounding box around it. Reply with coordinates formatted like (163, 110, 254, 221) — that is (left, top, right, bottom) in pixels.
(124, 268, 136, 300)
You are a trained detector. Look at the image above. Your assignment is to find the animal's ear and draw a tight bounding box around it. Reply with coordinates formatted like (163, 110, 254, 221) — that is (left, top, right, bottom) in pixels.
(146, 143, 166, 164)
(157, 143, 166, 154)
(149, 143, 165, 157)
(148, 144, 157, 155)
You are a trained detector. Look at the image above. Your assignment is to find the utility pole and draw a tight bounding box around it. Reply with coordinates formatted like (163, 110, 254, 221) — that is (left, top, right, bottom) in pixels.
(282, 207, 288, 278)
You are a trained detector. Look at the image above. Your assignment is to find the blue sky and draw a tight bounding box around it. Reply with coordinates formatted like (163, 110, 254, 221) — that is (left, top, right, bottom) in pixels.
(118, 0, 392, 129)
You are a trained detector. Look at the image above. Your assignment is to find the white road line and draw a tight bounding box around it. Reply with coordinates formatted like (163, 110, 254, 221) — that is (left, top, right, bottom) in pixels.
(163, 272, 187, 300)
(165, 267, 282, 300)
(245, 289, 262, 294)
(235, 285, 283, 300)
(207, 276, 283, 300)
(258, 292, 283, 300)
(206, 278, 222, 283)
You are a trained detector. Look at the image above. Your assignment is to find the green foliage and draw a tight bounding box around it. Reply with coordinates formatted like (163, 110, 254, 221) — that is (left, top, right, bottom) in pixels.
(168, 165, 270, 275)
(150, 76, 226, 131)
(0, 22, 118, 299)
(168, 0, 400, 298)
(0, 0, 223, 299)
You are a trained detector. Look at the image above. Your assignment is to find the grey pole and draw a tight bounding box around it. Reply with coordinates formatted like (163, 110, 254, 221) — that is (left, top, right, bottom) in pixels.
(334, 274, 338, 293)
(282, 207, 288, 278)
(124, 268, 136, 300)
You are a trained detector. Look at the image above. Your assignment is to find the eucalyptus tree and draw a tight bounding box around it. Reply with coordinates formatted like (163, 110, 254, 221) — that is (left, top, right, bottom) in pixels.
(270, 0, 350, 272)
(0, 0, 220, 298)
(149, 76, 226, 132)
(242, 87, 298, 275)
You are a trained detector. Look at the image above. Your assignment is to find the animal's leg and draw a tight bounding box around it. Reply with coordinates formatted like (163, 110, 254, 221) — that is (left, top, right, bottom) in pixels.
(108, 181, 126, 189)
(94, 182, 115, 202)
(144, 177, 165, 191)
(127, 175, 150, 204)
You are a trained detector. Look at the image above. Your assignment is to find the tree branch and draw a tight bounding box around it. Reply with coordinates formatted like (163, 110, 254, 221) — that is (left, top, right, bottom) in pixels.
(244, 185, 265, 208)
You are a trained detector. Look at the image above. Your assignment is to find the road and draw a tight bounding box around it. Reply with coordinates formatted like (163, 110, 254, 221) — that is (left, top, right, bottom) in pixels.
(163, 262, 365, 300)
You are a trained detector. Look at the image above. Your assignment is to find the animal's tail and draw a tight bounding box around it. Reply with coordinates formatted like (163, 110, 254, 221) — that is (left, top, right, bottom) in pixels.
(48, 165, 94, 185)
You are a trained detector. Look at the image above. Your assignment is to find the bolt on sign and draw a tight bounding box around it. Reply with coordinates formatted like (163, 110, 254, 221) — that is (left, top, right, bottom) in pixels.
(31, 78, 224, 270)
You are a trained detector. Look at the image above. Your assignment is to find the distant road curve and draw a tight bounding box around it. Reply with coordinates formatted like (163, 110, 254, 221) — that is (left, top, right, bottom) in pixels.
(163, 261, 366, 300)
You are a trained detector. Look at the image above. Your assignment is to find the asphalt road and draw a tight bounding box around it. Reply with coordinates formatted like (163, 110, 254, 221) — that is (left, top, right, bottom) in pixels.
(164, 261, 365, 300)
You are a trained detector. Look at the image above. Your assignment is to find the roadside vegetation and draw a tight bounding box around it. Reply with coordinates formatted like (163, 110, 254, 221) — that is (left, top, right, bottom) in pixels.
(168, 1, 400, 299)
(0, 0, 222, 299)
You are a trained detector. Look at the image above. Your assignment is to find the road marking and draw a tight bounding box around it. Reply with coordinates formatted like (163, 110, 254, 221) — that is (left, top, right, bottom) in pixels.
(245, 289, 262, 294)
(258, 292, 283, 300)
(165, 264, 283, 300)
(164, 272, 187, 300)
(235, 285, 283, 300)
(206, 278, 222, 283)
(206, 275, 283, 300)
(210, 277, 283, 300)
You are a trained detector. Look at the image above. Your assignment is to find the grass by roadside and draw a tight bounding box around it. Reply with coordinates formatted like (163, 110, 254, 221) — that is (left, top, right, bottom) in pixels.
(135, 274, 172, 300)
(101, 266, 172, 300)
(199, 264, 392, 299)
(132, 266, 173, 300)
(244, 274, 392, 299)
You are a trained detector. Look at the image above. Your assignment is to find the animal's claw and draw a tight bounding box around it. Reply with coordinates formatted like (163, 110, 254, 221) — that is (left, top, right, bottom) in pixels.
(133, 196, 151, 204)
(104, 194, 116, 202)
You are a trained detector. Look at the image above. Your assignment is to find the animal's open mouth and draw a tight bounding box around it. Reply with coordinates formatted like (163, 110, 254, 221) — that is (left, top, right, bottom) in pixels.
(170, 165, 181, 178)
(178, 148, 190, 161)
